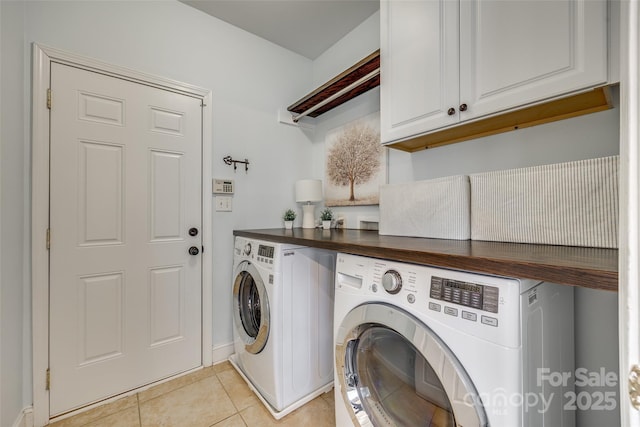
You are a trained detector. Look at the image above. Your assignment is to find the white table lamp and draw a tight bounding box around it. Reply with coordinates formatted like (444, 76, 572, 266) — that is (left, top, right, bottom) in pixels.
(295, 179, 323, 229)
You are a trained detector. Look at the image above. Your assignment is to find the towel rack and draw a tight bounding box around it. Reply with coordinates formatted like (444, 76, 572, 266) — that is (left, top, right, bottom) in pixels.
(287, 50, 380, 122)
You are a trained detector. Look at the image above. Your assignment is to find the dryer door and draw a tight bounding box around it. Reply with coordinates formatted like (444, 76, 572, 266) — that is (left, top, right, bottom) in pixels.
(233, 261, 270, 354)
(336, 302, 488, 427)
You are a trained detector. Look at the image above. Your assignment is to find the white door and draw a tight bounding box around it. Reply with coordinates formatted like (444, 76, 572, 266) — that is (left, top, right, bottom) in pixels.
(49, 62, 203, 415)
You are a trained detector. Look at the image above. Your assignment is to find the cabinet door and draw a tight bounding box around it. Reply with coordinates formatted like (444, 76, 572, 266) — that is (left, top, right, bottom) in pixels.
(459, 0, 607, 121)
(380, 0, 460, 144)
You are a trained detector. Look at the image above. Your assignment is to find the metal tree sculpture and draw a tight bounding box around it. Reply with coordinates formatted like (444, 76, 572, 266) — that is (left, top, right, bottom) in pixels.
(327, 121, 381, 202)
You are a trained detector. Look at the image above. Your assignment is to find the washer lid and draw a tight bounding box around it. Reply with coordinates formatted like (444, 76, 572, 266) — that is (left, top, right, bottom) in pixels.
(336, 302, 488, 427)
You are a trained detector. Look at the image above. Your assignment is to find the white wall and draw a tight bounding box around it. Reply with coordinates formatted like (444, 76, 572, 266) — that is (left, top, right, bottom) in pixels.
(574, 288, 620, 426)
(1, 1, 28, 426)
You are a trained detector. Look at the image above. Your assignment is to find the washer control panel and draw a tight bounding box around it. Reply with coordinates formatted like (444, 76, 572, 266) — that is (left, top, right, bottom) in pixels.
(234, 237, 277, 270)
(429, 277, 499, 314)
(256, 244, 275, 265)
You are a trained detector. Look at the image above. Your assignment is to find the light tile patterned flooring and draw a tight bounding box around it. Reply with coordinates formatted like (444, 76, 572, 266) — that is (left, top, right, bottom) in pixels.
(48, 361, 336, 427)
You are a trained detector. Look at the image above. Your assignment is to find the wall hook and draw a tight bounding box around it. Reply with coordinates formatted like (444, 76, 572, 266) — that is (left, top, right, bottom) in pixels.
(223, 156, 250, 173)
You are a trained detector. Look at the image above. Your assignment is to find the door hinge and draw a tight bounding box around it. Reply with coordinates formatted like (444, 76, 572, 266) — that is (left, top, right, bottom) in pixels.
(47, 88, 52, 109)
(46, 228, 51, 250)
(46, 368, 50, 391)
(629, 365, 640, 410)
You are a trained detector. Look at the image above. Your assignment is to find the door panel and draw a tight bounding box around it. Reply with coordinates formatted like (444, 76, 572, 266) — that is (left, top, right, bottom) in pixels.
(380, 0, 460, 143)
(150, 150, 183, 241)
(459, 0, 607, 120)
(49, 62, 203, 415)
(78, 140, 124, 245)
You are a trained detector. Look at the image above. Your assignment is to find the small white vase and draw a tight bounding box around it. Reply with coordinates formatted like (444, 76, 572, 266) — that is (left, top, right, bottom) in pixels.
(322, 220, 331, 230)
(284, 220, 293, 230)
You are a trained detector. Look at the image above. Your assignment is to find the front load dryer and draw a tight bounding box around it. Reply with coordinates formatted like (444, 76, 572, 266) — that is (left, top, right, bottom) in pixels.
(230, 236, 335, 419)
(334, 253, 574, 427)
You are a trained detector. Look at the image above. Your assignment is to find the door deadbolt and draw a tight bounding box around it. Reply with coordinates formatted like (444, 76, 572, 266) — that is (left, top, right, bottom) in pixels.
(188, 246, 200, 256)
(188, 227, 199, 237)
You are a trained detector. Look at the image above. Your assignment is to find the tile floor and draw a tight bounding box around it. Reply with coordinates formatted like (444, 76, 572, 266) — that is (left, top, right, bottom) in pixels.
(48, 361, 336, 427)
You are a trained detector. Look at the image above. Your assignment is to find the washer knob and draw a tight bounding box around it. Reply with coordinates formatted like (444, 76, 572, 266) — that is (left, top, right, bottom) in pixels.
(243, 243, 252, 256)
(382, 270, 402, 294)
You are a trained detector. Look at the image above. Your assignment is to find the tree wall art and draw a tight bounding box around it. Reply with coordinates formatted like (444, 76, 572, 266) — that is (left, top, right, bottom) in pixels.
(324, 112, 387, 206)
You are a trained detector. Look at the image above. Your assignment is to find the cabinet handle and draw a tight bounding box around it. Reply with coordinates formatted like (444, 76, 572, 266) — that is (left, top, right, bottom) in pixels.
(447, 107, 456, 116)
(459, 103, 468, 112)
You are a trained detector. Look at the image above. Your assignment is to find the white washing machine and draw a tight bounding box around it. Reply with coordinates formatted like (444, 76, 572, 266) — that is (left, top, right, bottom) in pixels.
(230, 236, 335, 419)
(334, 253, 575, 427)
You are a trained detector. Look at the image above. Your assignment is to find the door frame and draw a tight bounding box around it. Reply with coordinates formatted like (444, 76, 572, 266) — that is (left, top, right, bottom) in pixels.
(619, 0, 640, 424)
(31, 43, 213, 426)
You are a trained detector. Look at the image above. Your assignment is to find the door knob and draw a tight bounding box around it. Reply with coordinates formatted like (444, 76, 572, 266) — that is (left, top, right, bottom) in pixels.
(188, 227, 199, 237)
(188, 246, 200, 256)
(447, 107, 456, 116)
(459, 103, 468, 112)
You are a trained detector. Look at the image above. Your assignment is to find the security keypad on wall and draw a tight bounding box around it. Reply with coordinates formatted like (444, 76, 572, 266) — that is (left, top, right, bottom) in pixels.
(213, 178, 234, 194)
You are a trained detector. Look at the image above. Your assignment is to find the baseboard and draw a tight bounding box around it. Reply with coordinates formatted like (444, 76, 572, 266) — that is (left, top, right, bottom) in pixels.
(12, 407, 33, 427)
(212, 342, 234, 364)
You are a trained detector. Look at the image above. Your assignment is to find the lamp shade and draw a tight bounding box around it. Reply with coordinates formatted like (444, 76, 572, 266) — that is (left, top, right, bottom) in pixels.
(295, 179, 323, 203)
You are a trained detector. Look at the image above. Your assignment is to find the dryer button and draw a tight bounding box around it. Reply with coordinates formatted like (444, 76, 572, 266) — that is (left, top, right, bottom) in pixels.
(428, 302, 441, 312)
(481, 315, 499, 327)
(444, 306, 458, 317)
(462, 311, 477, 322)
(407, 294, 416, 304)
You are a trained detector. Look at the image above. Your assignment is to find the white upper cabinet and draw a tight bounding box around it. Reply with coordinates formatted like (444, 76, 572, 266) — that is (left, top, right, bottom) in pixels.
(381, 0, 609, 145)
(459, 0, 608, 121)
(380, 0, 460, 143)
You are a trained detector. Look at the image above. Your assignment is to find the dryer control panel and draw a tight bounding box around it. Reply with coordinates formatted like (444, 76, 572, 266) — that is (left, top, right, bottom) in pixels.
(429, 277, 499, 314)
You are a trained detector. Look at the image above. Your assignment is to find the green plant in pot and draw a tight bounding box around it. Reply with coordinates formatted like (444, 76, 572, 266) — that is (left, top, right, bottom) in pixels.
(320, 208, 333, 230)
(283, 209, 296, 229)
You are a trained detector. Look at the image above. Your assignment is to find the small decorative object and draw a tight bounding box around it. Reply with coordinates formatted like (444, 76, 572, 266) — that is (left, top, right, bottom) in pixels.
(295, 179, 323, 228)
(223, 155, 250, 173)
(283, 209, 296, 229)
(320, 208, 333, 230)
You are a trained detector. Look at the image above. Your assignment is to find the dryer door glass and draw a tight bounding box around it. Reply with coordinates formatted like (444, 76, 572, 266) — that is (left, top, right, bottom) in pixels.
(353, 326, 455, 427)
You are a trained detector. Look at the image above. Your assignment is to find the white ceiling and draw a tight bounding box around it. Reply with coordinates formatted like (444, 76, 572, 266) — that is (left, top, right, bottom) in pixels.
(180, 0, 379, 59)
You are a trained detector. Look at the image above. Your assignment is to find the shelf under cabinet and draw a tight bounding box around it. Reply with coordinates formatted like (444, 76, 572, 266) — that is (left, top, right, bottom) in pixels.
(387, 85, 614, 152)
